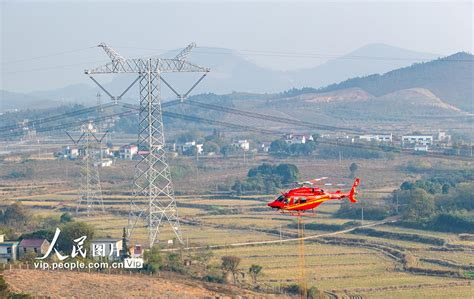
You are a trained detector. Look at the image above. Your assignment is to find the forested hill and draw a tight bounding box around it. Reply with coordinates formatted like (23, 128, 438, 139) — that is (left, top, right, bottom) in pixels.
(317, 52, 474, 112)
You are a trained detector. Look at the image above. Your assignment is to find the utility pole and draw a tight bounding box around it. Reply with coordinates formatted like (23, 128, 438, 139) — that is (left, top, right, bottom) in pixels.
(395, 193, 399, 214)
(66, 122, 107, 216)
(280, 225, 282, 245)
(85, 42, 209, 247)
(97, 91, 102, 111)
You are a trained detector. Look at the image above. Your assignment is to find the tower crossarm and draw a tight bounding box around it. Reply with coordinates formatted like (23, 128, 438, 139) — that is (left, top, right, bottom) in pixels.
(98, 42, 125, 63)
(174, 42, 196, 61)
(85, 58, 209, 74)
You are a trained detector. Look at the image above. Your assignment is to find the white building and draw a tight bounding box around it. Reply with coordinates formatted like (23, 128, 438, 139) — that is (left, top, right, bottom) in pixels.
(402, 135, 433, 147)
(415, 145, 429, 151)
(260, 142, 271, 153)
(357, 134, 392, 143)
(62, 146, 79, 159)
(284, 134, 313, 145)
(181, 141, 203, 155)
(232, 140, 250, 151)
(96, 159, 113, 168)
(0, 235, 18, 263)
(436, 131, 451, 143)
(119, 144, 138, 160)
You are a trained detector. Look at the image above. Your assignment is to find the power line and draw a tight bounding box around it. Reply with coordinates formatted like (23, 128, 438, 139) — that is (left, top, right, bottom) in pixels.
(1, 100, 470, 161)
(115, 46, 474, 63)
(118, 103, 474, 162)
(0, 100, 181, 134)
(184, 99, 362, 133)
(0, 102, 116, 132)
(1, 46, 97, 65)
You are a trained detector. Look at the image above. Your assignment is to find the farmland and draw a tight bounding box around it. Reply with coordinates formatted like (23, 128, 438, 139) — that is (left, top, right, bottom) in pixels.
(1, 152, 473, 298)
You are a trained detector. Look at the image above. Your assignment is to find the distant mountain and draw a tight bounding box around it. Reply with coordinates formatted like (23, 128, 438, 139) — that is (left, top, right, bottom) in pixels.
(1, 45, 465, 114)
(289, 43, 440, 88)
(30, 83, 96, 104)
(0, 43, 438, 110)
(238, 86, 465, 124)
(318, 52, 474, 112)
(157, 43, 438, 94)
(0, 90, 62, 111)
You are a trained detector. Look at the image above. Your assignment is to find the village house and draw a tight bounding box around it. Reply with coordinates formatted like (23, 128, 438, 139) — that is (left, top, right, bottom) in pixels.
(18, 238, 50, 259)
(415, 145, 429, 152)
(232, 139, 250, 151)
(180, 141, 204, 155)
(284, 134, 313, 145)
(90, 238, 123, 260)
(435, 131, 452, 147)
(0, 235, 18, 263)
(402, 135, 433, 147)
(130, 244, 143, 258)
(109, 145, 121, 157)
(119, 144, 138, 160)
(61, 146, 79, 159)
(259, 142, 271, 153)
(357, 133, 392, 143)
(96, 159, 113, 168)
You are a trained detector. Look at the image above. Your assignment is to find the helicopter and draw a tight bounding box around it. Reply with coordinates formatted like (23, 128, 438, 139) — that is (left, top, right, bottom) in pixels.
(267, 177, 360, 215)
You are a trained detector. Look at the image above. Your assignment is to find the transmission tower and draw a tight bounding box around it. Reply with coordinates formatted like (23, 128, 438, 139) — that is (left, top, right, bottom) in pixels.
(67, 122, 107, 216)
(85, 42, 209, 246)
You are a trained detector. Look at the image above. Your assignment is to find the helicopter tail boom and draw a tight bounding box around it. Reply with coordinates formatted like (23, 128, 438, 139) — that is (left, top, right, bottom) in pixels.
(348, 178, 360, 203)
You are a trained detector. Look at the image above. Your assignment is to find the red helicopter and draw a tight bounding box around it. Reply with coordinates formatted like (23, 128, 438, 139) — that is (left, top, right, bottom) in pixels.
(267, 177, 360, 215)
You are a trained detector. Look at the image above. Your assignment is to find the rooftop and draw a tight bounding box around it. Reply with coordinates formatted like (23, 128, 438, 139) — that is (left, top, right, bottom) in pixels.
(0, 241, 19, 246)
(19, 239, 48, 247)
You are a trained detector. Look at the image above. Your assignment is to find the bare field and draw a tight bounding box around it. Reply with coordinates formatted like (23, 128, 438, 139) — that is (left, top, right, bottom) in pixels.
(1, 155, 473, 298)
(3, 269, 278, 299)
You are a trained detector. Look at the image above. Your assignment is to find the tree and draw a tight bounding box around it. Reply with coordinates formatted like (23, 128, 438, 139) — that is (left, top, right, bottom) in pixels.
(442, 183, 450, 194)
(403, 189, 435, 222)
(248, 163, 274, 177)
(1, 203, 29, 229)
(307, 286, 325, 299)
(166, 252, 184, 272)
(248, 264, 263, 284)
(57, 222, 95, 254)
(349, 162, 358, 178)
(120, 227, 130, 260)
(275, 164, 299, 183)
(194, 247, 213, 269)
(144, 245, 162, 273)
(221, 256, 241, 283)
(177, 131, 201, 143)
(203, 141, 220, 154)
(60, 212, 73, 223)
(400, 181, 413, 190)
(269, 140, 288, 154)
(183, 146, 197, 156)
(221, 145, 239, 158)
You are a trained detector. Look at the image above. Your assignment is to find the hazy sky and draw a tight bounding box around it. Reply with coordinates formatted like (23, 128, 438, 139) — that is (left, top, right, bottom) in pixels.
(1, 0, 472, 92)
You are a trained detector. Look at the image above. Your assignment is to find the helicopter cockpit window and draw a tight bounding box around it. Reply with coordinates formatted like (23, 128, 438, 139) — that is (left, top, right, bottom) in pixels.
(277, 195, 285, 202)
(300, 197, 307, 203)
(284, 197, 290, 204)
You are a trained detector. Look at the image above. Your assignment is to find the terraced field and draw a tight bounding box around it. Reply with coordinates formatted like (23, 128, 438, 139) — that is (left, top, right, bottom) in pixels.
(1, 156, 473, 298)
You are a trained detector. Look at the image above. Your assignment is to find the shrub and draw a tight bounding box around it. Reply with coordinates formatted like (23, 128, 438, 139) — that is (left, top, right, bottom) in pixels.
(202, 274, 224, 284)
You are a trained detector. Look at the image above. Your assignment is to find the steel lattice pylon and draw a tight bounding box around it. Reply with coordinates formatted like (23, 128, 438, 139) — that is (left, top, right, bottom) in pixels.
(67, 122, 106, 216)
(85, 43, 209, 247)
